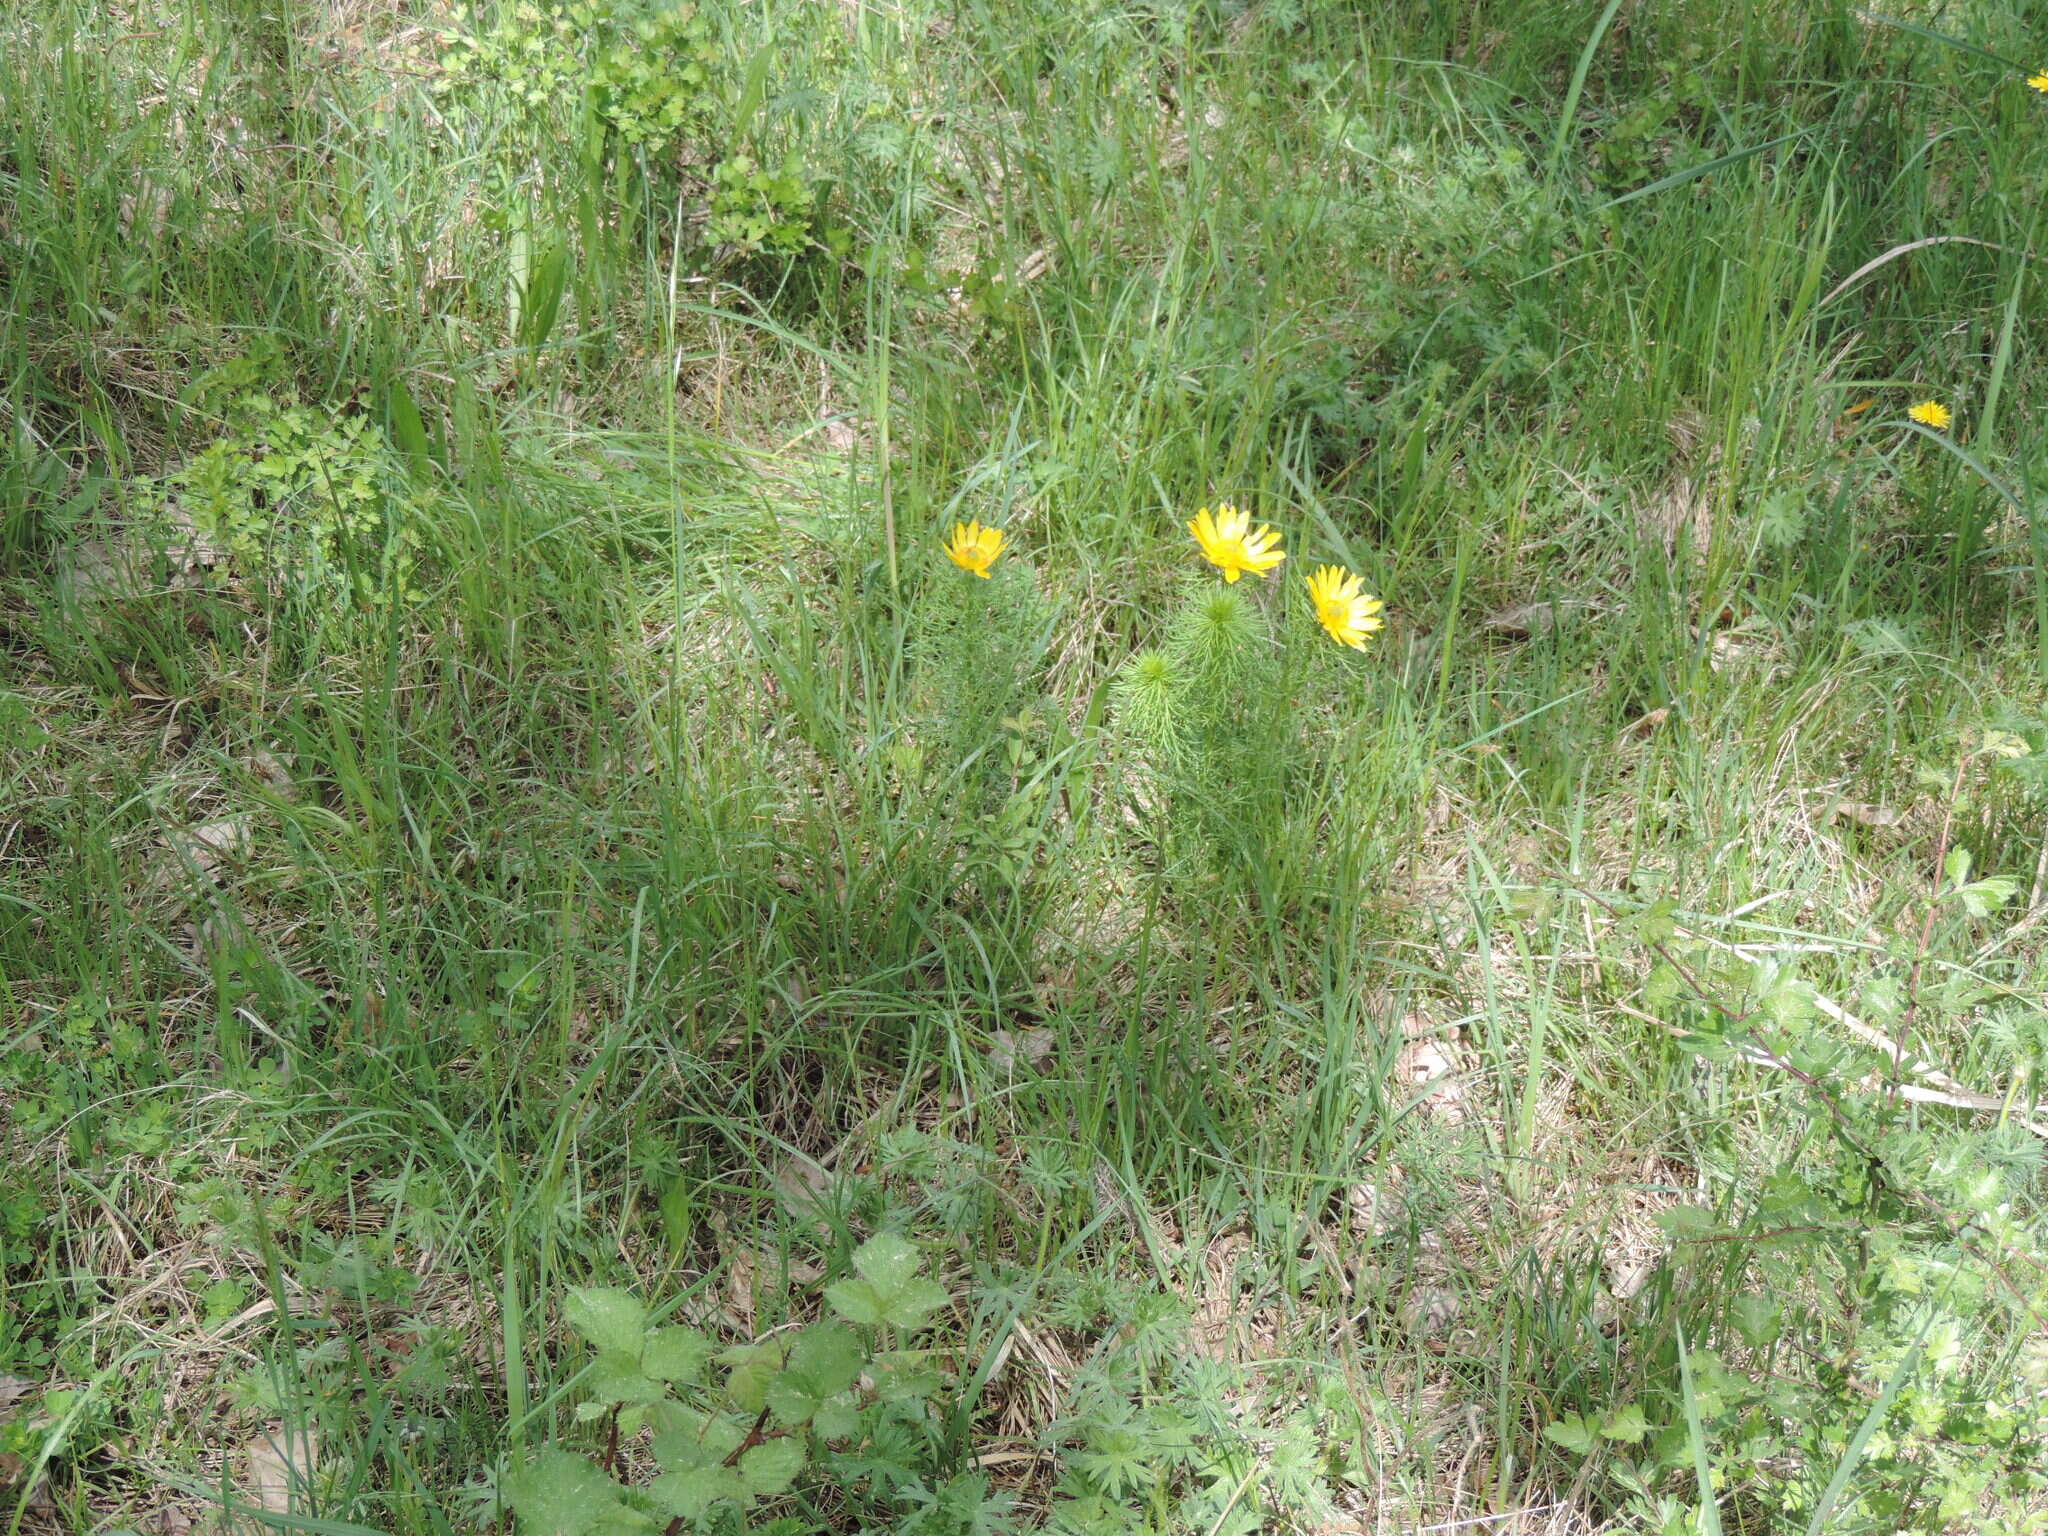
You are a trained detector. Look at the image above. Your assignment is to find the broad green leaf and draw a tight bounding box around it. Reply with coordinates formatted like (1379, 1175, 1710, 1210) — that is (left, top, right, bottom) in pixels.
(1543, 1414, 1596, 1455)
(813, 1397, 861, 1441)
(649, 1465, 742, 1520)
(1732, 1293, 1781, 1348)
(502, 1448, 620, 1536)
(1954, 876, 2019, 918)
(788, 1323, 863, 1395)
(826, 1233, 948, 1329)
(1601, 1404, 1650, 1443)
(564, 1288, 647, 1357)
(852, 1232, 921, 1293)
(1981, 729, 2031, 760)
(1644, 963, 1682, 1011)
(870, 1349, 943, 1403)
(1653, 1205, 1718, 1240)
(738, 1438, 804, 1497)
(585, 1348, 664, 1407)
(765, 1323, 863, 1424)
(642, 1325, 715, 1383)
(823, 1276, 887, 1327)
(719, 1341, 785, 1412)
(1650, 1422, 1693, 1470)
(653, 1410, 751, 1471)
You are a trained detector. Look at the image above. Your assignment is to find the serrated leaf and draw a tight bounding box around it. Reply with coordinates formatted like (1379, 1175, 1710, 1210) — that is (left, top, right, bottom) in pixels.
(1653, 1205, 1718, 1240)
(502, 1448, 620, 1536)
(874, 1361, 943, 1403)
(824, 1276, 887, 1327)
(1981, 729, 2031, 760)
(1600, 1404, 1650, 1443)
(642, 1325, 715, 1383)
(827, 1235, 949, 1329)
(883, 1275, 948, 1329)
(585, 1349, 664, 1407)
(738, 1438, 804, 1497)
(1954, 876, 2018, 918)
(1758, 488, 1806, 548)
(788, 1323, 863, 1394)
(649, 1465, 742, 1520)
(1644, 962, 1682, 1011)
(564, 1288, 647, 1357)
(812, 1397, 861, 1441)
(764, 1323, 863, 1423)
(850, 1231, 921, 1292)
(1543, 1414, 1596, 1455)
(720, 1341, 784, 1413)
(651, 1407, 750, 1471)
(1649, 1422, 1692, 1470)
(1732, 1291, 1781, 1348)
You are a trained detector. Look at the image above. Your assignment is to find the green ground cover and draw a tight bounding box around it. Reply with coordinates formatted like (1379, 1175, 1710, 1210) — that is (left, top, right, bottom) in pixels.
(6, 1, 2048, 1531)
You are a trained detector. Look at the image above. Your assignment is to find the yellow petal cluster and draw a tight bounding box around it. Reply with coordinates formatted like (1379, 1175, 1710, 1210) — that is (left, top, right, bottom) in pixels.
(1908, 400, 1952, 430)
(942, 520, 1007, 577)
(1187, 504, 1286, 583)
(1306, 565, 1386, 650)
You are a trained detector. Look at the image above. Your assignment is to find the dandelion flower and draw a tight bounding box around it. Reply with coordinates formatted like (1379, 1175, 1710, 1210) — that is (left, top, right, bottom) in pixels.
(2029, 71, 2048, 94)
(943, 520, 1007, 578)
(1306, 564, 1385, 650)
(1908, 400, 1952, 431)
(1187, 503, 1286, 582)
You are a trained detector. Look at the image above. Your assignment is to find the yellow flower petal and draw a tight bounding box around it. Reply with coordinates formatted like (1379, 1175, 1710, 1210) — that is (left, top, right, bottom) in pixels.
(1306, 564, 1384, 649)
(943, 519, 1007, 576)
(1189, 502, 1286, 580)
(1908, 400, 1952, 430)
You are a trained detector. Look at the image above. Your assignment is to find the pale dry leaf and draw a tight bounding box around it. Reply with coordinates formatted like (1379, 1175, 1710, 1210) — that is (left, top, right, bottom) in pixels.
(1604, 1254, 1654, 1301)
(1621, 706, 1670, 738)
(988, 1027, 1055, 1073)
(60, 538, 152, 601)
(1829, 800, 1903, 828)
(1424, 784, 1455, 834)
(772, 1152, 834, 1232)
(722, 1242, 757, 1334)
(246, 750, 298, 801)
(1400, 1283, 1461, 1340)
(821, 414, 858, 453)
(1343, 1181, 1396, 1240)
(244, 1422, 319, 1515)
(1481, 601, 1565, 638)
(168, 816, 255, 878)
(1394, 1035, 1465, 1121)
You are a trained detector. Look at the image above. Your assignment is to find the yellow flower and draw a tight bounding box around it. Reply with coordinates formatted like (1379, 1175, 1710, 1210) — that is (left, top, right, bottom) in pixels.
(1306, 564, 1385, 650)
(2029, 71, 2048, 94)
(943, 520, 1007, 578)
(1908, 400, 1952, 430)
(1187, 504, 1285, 582)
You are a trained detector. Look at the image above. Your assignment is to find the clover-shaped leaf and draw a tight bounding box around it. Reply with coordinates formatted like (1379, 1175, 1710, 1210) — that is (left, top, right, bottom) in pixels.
(649, 1464, 743, 1521)
(824, 1233, 947, 1330)
(564, 1288, 647, 1357)
(502, 1449, 627, 1536)
(738, 1438, 804, 1497)
(765, 1323, 862, 1426)
(642, 1324, 715, 1383)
